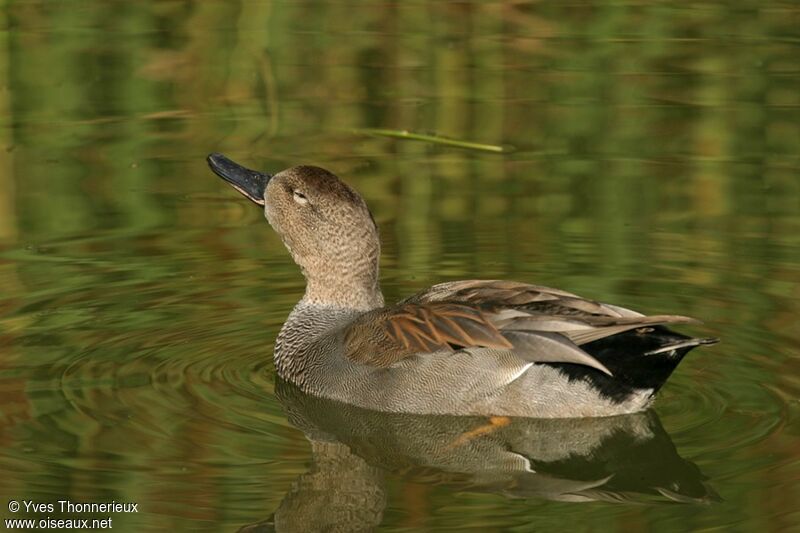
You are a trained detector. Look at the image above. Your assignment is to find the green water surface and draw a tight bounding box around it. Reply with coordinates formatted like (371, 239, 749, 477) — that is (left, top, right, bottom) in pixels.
(1, 1, 799, 531)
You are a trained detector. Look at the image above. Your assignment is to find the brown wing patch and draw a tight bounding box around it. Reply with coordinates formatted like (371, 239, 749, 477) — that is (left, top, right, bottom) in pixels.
(384, 303, 514, 353)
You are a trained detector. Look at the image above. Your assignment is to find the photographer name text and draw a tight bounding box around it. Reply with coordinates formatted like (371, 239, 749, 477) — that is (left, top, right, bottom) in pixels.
(5, 499, 138, 530)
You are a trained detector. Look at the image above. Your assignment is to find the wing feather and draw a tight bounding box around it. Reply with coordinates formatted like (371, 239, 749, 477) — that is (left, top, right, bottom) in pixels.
(343, 280, 702, 377)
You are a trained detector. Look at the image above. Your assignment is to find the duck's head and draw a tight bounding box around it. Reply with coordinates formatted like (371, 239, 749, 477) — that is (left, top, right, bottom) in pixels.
(207, 153, 383, 310)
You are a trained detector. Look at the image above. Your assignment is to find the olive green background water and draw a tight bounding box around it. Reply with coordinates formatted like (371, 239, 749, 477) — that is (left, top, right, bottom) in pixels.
(1, 1, 799, 531)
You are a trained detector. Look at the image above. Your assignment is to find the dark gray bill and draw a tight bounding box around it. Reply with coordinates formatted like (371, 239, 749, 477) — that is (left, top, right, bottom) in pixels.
(207, 153, 271, 205)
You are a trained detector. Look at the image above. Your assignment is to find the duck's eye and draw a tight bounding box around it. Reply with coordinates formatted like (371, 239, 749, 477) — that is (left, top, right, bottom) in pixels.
(292, 190, 309, 205)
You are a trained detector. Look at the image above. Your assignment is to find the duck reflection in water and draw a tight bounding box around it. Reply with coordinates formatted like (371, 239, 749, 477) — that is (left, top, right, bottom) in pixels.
(238, 380, 718, 532)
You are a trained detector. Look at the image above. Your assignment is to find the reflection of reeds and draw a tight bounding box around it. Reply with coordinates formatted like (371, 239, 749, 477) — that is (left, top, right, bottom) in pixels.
(355, 128, 509, 152)
(0, 5, 15, 245)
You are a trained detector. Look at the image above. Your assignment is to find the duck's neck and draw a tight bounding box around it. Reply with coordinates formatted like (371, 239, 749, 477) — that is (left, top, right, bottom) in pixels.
(275, 274, 382, 387)
(300, 264, 384, 311)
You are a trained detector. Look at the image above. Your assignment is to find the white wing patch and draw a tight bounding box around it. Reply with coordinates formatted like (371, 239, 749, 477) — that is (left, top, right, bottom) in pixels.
(505, 362, 534, 385)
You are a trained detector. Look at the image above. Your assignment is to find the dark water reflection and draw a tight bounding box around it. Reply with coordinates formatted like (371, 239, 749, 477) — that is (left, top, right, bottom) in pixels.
(254, 381, 716, 532)
(1, 0, 799, 531)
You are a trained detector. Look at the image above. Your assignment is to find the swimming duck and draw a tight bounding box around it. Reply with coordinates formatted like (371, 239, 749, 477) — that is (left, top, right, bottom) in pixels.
(207, 153, 717, 418)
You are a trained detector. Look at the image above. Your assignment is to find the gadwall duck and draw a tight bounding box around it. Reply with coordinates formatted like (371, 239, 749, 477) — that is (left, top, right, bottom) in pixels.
(207, 153, 718, 418)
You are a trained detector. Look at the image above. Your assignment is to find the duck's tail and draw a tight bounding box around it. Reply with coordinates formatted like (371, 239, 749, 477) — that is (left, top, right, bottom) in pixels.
(554, 326, 718, 402)
(642, 336, 719, 356)
(590, 326, 718, 392)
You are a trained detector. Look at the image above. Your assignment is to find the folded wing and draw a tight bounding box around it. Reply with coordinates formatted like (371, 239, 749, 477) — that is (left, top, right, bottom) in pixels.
(343, 280, 702, 377)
